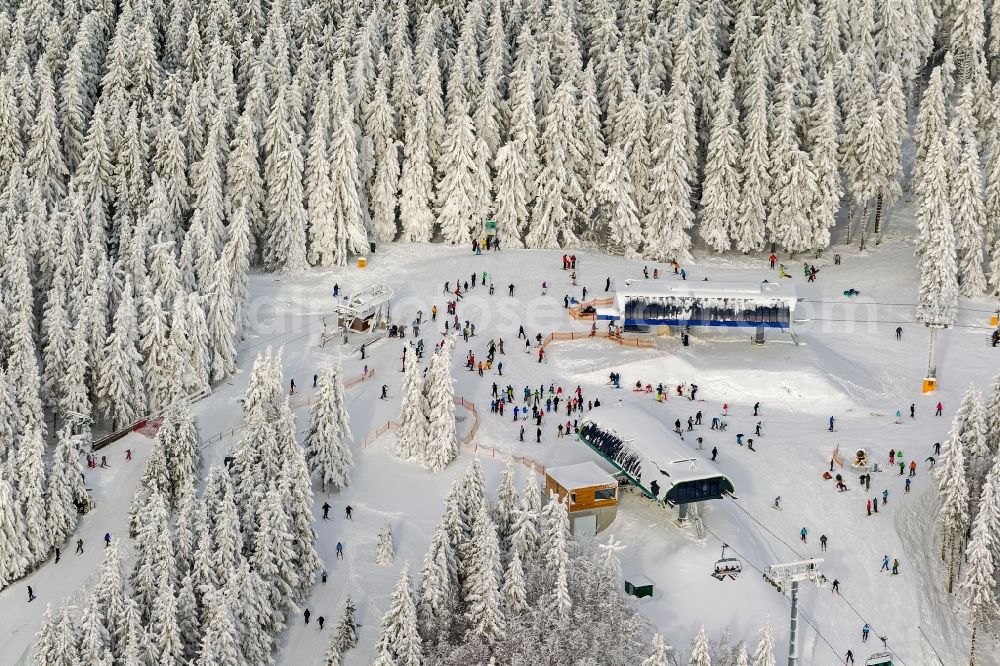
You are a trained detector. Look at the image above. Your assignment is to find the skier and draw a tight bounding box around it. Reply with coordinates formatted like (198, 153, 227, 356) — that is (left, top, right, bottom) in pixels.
(322, 503, 331, 520)
(75, 539, 83, 554)
(933, 442, 941, 455)
(605, 277, 611, 291)
(753, 401, 760, 416)
(290, 379, 296, 394)
(508, 284, 515, 297)
(318, 616, 325, 630)
(768, 253, 777, 269)
(829, 416, 835, 431)
(104, 532, 111, 548)
(304, 609, 311, 625)
(895, 326, 902, 340)
(891, 558, 900, 575)
(881, 555, 890, 572)
(736, 433, 743, 446)
(747, 439, 755, 451)
(820, 535, 828, 551)
(925, 456, 936, 468)
(519, 425, 525, 442)
(846, 649, 854, 664)
(905, 478, 912, 493)
(935, 402, 943, 416)
(800, 527, 808, 543)
(313, 374, 319, 388)
(345, 506, 353, 520)
(873, 497, 878, 513)
(380, 385, 388, 400)
(862, 624, 870, 642)
(322, 571, 328, 583)
(882, 489, 888, 505)
(27, 586, 35, 602)
(895, 410, 901, 424)
(909, 403, 915, 418)
(867, 500, 871, 516)
(125, 449, 131, 461)
(336, 542, 344, 559)
(832, 579, 840, 593)
(711, 447, 718, 461)
(695, 411, 702, 425)
(774, 496, 781, 509)
(755, 421, 762, 436)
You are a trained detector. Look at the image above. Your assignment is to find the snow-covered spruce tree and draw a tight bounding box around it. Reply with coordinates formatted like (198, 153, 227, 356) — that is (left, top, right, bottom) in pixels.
(962, 462, 1000, 664)
(207, 259, 238, 383)
(808, 72, 842, 250)
(192, 109, 228, 255)
(490, 143, 529, 247)
(988, 373, 1000, 452)
(699, 73, 741, 253)
(540, 492, 572, 623)
(373, 563, 424, 666)
(304, 363, 354, 492)
(421, 337, 459, 472)
(527, 80, 585, 249)
(78, 594, 112, 665)
(250, 485, 300, 628)
(495, 459, 518, 550)
(44, 428, 88, 548)
(367, 65, 401, 243)
(138, 290, 173, 410)
(0, 474, 30, 589)
(263, 83, 309, 272)
(939, 418, 970, 593)
(18, 427, 50, 565)
(334, 595, 359, 652)
(733, 50, 770, 254)
(396, 354, 425, 461)
(950, 85, 988, 297)
(642, 633, 673, 665)
(688, 625, 712, 666)
(751, 621, 776, 666)
(97, 279, 146, 429)
(32, 606, 59, 665)
(418, 520, 457, 642)
(436, 77, 481, 246)
(643, 100, 693, 262)
(463, 498, 505, 643)
(130, 490, 173, 621)
(769, 96, 818, 255)
(987, 115, 1000, 294)
(377, 522, 396, 565)
(398, 94, 436, 243)
(593, 143, 642, 257)
(26, 59, 68, 209)
(915, 135, 960, 326)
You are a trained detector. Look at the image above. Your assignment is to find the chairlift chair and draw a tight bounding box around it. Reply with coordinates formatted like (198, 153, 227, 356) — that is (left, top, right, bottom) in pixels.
(712, 544, 743, 581)
(864, 652, 892, 666)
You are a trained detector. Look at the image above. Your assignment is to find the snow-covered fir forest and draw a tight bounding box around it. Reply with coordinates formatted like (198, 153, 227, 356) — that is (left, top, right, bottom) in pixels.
(0, 0, 1000, 660)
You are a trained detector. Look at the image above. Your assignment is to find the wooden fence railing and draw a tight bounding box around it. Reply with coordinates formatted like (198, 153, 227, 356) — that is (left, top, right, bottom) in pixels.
(541, 330, 655, 350)
(568, 297, 615, 320)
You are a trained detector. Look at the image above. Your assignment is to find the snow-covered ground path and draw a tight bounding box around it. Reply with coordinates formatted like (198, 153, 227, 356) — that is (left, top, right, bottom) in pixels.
(1, 239, 997, 665)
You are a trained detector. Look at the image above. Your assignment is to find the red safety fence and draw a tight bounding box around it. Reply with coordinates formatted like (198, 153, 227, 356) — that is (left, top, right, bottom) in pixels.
(568, 297, 615, 320)
(541, 330, 655, 350)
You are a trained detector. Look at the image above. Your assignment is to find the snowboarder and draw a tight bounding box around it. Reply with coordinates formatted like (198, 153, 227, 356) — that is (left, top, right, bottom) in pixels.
(104, 532, 111, 547)
(747, 439, 755, 451)
(345, 506, 353, 520)
(925, 456, 936, 468)
(322, 503, 331, 520)
(862, 624, 870, 642)
(711, 447, 718, 461)
(304, 609, 311, 624)
(933, 442, 941, 455)
(75, 539, 83, 554)
(800, 527, 808, 543)
(27, 586, 35, 602)
(336, 543, 344, 559)
(820, 535, 828, 551)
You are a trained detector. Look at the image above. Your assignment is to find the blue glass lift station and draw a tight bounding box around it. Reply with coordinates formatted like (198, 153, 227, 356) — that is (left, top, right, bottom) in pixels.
(597, 280, 798, 330)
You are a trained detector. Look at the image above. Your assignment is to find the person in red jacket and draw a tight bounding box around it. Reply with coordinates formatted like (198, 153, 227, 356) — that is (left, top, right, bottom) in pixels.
(935, 402, 943, 416)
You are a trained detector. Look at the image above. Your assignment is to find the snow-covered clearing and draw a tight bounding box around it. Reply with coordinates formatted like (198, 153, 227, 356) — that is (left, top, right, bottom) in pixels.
(2, 239, 998, 665)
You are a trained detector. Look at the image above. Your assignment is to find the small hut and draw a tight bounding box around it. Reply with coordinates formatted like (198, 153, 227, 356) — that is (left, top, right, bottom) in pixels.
(545, 462, 618, 537)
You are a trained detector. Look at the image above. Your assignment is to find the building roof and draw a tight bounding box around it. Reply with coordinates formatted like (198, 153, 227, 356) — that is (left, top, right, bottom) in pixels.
(579, 404, 733, 490)
(546, 462, 617, 490)
(616, 279, 797, 302)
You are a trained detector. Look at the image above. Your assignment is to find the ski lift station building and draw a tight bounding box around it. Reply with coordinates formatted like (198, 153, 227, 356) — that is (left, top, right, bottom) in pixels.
(579, 404, 736, 520)
(544, 462, 619, 537)
(332, 284, 393, 332)
(597, 280, 798, 332)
